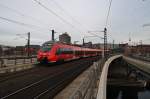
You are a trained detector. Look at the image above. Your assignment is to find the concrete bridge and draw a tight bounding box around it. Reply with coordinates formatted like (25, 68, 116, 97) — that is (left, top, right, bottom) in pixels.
(55, 55, 150, 99)
(97, 55, 122, 99)
(0, 55, 149, 99)
(97, 55, 150, 99)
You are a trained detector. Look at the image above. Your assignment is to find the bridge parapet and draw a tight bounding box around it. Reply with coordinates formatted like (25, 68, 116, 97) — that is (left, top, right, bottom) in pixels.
(54, 59, 104, 99)
(96, 55, 122, 99)
(123, 56, 150, 74)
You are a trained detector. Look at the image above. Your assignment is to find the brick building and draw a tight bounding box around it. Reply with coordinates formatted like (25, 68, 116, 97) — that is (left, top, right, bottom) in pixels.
(125, 44, 150, 57)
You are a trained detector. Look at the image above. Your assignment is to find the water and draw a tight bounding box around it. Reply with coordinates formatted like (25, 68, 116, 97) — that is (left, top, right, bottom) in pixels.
(107, 86, 150, 99)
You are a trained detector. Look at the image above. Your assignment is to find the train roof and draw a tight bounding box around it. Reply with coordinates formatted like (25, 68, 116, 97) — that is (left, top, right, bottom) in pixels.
(42, 41, 102, 51)
(54, 43, 102, 51)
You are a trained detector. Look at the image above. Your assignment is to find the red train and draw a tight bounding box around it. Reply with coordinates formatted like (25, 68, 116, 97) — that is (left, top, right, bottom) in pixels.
(37, 41, 102, 63)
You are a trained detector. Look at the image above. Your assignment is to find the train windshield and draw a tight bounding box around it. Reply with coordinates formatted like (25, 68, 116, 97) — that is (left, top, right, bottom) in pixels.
(41, 42, 53, 52)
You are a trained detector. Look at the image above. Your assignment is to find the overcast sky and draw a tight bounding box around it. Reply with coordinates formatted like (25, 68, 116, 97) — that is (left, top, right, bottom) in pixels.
(0, 0, 150, 46)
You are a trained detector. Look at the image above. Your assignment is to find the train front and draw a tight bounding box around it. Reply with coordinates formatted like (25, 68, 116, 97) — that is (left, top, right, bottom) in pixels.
(37, 41, 56, 63)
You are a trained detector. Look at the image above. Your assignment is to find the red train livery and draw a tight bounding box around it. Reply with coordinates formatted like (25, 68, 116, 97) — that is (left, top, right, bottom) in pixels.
(37, 41, 102, 63)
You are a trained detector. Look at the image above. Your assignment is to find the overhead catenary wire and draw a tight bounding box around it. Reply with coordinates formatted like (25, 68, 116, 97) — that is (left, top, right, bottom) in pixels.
(0, 3, 63, 38)
(0, 3, 67, 34)
(105, 0, 113, 28)
(0, 16, 54, 41)
(50, 0, 100, 40)
(85, 0, 113, 39)
(0, 3, 51, 28)
(50, 0, 94, 35)
(87, 31, 103, 39)
(33, 0, 73, 28)
(34, 0, 102, 38)
(87, 31, 104, 39)
(49, 0, 84, 27)
(0, 16, 49, 31)
(33, 0, 83, 33)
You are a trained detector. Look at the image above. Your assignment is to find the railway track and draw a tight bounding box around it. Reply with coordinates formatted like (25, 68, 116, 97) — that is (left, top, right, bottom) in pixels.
(0, 66, 43, 83)
(0, 56, 100, 99)
(0, 62, 64, 83)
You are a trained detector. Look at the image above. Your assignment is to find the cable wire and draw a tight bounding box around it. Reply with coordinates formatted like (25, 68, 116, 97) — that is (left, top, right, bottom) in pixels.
(33, 0, 75, 28)
(50, 0, 92, 33)
(0, 16, 49, 31)
(0, 3, 50, 28)
(50, 0, 83, 26)
(87, 31, 104, 39)
(33, 0, 85, 33)
(105, 0, 113, 28)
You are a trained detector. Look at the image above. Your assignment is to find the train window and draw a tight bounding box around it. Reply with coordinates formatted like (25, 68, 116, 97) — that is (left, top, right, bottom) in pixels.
(75, 50, 82, 55)
(56, 48, 61, 55)
(41, 46, 51, 52)
(41, 42, 53, 52)
(57, 48, 73, 54)
(67, 48, 73, 54)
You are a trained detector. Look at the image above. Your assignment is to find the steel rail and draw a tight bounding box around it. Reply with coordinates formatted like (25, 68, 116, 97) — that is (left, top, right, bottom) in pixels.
(0, 56, 100, 99)
(1, 60, 91, 98)
(0, 67, 68, 99)
(34, 61, 88, 99)
(0, 66, 42, 83)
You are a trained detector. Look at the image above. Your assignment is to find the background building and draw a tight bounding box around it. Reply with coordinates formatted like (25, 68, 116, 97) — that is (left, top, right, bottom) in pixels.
(0, 44, 40, 57)
(59, 32, 71, 44)
(0, 45, 15, 57)
(83, 42, 93, 48)
(92, 43, 119, 49)
(125, 44, 150, 57)
(24, 45, 40, 55)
